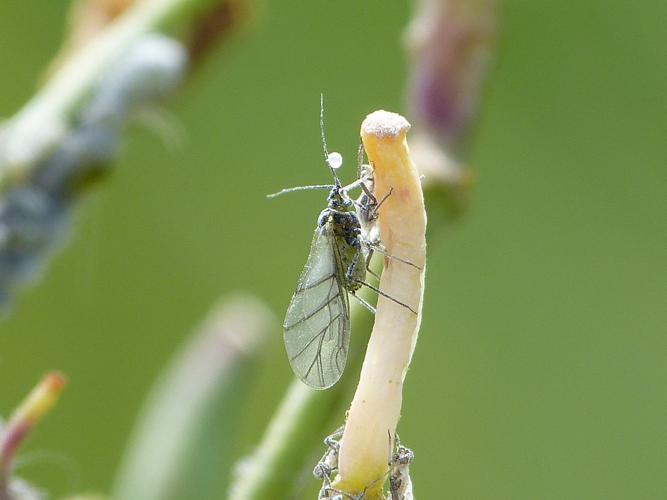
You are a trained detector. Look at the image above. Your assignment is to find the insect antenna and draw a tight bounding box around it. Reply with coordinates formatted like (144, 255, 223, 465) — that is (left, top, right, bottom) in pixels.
(320, 93, 342, 187)
(266, 184, 335, 198)
(356, 141, 365, 180)
(267, 96, 345, 199)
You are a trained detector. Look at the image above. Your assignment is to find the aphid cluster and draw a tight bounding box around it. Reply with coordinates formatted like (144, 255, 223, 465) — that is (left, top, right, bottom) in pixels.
(313, 426, 415, 499)
(0, 34, 186, 305)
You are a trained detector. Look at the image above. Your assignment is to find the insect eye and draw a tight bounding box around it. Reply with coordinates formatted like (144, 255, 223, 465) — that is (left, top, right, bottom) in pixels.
(327, 152, 343, 170)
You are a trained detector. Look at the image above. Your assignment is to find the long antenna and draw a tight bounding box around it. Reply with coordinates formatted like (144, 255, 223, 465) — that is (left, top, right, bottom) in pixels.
(356, 141, 365, 180)
(320, 93, 341, 187)
(266, 184, 335, 199)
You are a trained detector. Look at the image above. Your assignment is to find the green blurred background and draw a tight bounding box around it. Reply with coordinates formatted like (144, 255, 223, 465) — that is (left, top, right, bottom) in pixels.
(1, 0, 666, 498)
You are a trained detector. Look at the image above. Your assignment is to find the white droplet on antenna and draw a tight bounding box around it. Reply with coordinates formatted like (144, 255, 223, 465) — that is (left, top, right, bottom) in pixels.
(327, 152, 343, 169)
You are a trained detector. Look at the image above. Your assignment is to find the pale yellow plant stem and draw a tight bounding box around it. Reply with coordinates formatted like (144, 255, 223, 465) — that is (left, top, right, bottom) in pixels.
(335, 111, 426, 498)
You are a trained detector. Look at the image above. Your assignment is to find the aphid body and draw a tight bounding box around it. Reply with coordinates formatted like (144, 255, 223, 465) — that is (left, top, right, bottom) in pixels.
(317, 186, 367, 292)
(283, 172, 369, 390)
(276, 98, 416, 390)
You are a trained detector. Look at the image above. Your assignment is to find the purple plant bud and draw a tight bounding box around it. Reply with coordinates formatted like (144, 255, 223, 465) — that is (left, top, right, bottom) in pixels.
(406, 0, 498, 149)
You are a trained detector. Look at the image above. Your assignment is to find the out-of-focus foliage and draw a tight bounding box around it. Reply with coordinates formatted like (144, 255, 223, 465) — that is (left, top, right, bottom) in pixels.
(0, 1, 665, 499)
(112, 295, 272, 500)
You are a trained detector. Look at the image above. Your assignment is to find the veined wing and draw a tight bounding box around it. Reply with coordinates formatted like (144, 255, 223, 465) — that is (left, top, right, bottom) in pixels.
(284, 223, 350, 389)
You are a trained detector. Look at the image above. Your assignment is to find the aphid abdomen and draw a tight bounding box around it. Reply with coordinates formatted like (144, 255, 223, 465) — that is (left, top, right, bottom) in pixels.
(334, 231, 366, 293)
(322, 207, 367, 294)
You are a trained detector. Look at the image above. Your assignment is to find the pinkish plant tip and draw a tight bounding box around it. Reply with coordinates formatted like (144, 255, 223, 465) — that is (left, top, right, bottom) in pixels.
(0, 372, 67, 475)
(44, 372, 68, 393)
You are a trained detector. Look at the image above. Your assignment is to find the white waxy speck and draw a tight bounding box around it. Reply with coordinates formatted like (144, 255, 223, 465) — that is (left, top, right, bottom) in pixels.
(327, 152, 343, 169)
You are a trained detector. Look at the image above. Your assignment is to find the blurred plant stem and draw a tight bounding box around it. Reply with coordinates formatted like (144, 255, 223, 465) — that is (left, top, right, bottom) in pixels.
(405, 0, 498, 219)
(406, 0, 497, 150)
(0, 0, 249, 306)
(0, 0, 235, 187)
(229, 296, 375, 500)
(0, 33, 186, 307)
(112, 294, 272, 500)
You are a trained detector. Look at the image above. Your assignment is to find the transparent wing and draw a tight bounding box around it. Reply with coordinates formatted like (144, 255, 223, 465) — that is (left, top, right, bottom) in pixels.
(283, 224, 350, 389)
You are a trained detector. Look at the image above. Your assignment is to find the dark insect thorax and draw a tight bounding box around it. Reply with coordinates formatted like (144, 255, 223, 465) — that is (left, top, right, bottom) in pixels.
(317, 187, 366, 293)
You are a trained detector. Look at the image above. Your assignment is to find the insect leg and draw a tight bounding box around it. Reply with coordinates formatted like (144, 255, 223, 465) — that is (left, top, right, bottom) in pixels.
(365, 242, 423, 271)
(313, 425, 345, 480)
(349, 292, 376, 315)
(326, 424, 345, 442)
(319, 485, 360, 500)
(389, 443, 415, 500)
(353, 279, 417, 315)
(360, 179, 377, 206)
(339, 178, 367, 197)
(375, 186, 394, 211)
(363, 246, 381, 281)
(358, 184, 391, 224)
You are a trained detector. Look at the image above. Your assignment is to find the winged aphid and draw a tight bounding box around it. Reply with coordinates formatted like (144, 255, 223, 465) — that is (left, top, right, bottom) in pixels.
(269, 99, 417, 389)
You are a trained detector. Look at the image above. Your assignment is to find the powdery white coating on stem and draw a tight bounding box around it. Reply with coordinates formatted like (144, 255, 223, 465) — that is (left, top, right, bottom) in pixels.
(0, 0, 198, 177)
(360, 110, 411, 139)
(334, 111, 426, 498)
